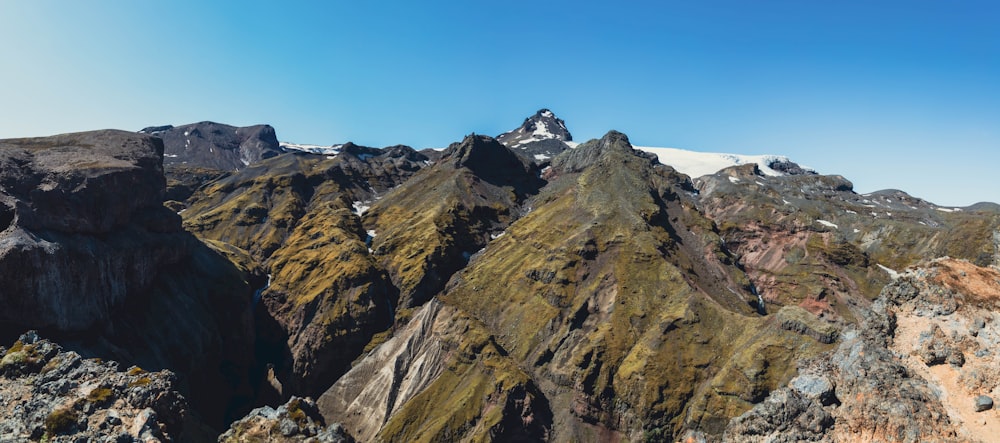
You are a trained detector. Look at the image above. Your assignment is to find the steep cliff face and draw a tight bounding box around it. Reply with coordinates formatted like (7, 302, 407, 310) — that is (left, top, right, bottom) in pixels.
(0, 130, 182, 332)
(0, 130, 258, 430)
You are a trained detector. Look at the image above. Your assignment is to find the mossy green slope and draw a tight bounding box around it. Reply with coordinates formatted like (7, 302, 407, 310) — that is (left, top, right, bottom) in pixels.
(179, 148, 428, 397)
(438, 131, 830, 440)
(363, 134, 544, 310)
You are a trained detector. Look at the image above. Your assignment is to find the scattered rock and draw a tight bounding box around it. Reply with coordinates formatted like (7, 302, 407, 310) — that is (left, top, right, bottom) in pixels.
(219, 397, 354, 442)
(0, 333, 187, 442)
(975, 395, 994, 412)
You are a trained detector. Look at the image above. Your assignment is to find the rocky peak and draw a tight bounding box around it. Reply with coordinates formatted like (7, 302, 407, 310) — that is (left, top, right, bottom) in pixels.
(551, 129, 655, 173)
(497, 109, 574, 163)
(497, 108, 572, 145)
(142, 121, 282, 171)
(443, 134, 535, 181)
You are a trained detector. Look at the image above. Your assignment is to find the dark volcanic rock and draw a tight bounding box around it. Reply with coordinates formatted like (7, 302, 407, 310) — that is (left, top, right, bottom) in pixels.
(0, 130, 184, 331)
(141, 121, 281, 171)
(0, 130, 259, 430)
(767, 159, 815, 176)
(497, 109, 574, 162)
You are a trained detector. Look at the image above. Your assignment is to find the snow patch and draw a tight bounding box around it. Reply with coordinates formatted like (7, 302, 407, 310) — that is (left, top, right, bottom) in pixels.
(532, 120, 555, 139)
(352, 201, 370, 216)
(634, 146, 810, 178)
(816, 220, 839, 229)
(164, 154, 179, 158)
(877, 264, 900, 279)
(280, 141, 343, 155)
(935, 207, 957, 213)
(534, 154, 550, 161)
(728, 176, 741, 184)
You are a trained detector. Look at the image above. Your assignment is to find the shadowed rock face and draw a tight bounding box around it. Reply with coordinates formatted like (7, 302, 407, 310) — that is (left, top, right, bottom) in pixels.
(0, 130, 258, 431)
(0, 130, 183, 332)
(140, 122, 281, 171)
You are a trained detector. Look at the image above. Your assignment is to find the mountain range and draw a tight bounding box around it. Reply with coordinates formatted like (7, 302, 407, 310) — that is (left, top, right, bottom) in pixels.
(1, 110, 998, 442)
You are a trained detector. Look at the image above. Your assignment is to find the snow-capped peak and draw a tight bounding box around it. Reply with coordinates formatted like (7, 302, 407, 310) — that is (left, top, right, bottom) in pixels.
(497, 109, 573, 148)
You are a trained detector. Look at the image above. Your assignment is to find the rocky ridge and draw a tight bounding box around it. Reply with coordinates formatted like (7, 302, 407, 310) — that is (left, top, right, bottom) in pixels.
(140, 122, 282, 171)
(0, 130, 259, 432)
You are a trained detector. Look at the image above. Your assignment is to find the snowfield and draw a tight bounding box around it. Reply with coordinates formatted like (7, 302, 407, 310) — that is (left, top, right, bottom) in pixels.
(633, 146, 804, 178)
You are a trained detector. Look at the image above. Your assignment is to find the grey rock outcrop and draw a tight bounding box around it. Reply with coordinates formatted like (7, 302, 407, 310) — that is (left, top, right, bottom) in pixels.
(140, 122, 281, 171)
(0, 332, 188, 442)
(220, 397, 354, 443)
(725, 275, 960, 442)
(975, 395, 993, 412)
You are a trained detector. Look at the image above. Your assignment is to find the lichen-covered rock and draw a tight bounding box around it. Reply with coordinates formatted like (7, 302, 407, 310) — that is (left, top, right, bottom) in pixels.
(726, 258, 1000, 442)
(0, 332, 188, 442)
(181, 145, 430, 398)
(220, 397, 354, 443)
(363, 134, 544, 309)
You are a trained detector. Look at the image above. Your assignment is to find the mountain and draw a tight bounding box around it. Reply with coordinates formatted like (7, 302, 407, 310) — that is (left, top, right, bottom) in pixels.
(140, 122, 282, 170)
(497, 108, 574, 162)
(0, 130, 260, 438)
(3, 111, 1000, 442)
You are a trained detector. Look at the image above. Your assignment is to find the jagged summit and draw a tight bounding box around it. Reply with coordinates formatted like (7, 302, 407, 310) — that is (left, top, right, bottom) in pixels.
(497, 109, 574, 163)
(551, 130, 656, 173)
(498, 108, 572, 144)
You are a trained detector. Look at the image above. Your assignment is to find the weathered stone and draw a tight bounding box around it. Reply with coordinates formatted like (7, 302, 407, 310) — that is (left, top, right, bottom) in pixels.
(0, 333, 186, 442)
(975, 395, 994, 412)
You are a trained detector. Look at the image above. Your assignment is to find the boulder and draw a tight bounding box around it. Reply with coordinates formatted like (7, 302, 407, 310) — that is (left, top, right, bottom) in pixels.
(975, 395, 994, 412)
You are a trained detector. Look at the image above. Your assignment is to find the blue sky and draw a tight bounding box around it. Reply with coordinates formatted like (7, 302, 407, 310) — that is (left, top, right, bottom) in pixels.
(1, 1, 998, 205)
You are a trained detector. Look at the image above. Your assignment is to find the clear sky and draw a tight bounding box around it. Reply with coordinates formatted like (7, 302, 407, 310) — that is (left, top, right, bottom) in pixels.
(1, 1, 998, 206)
